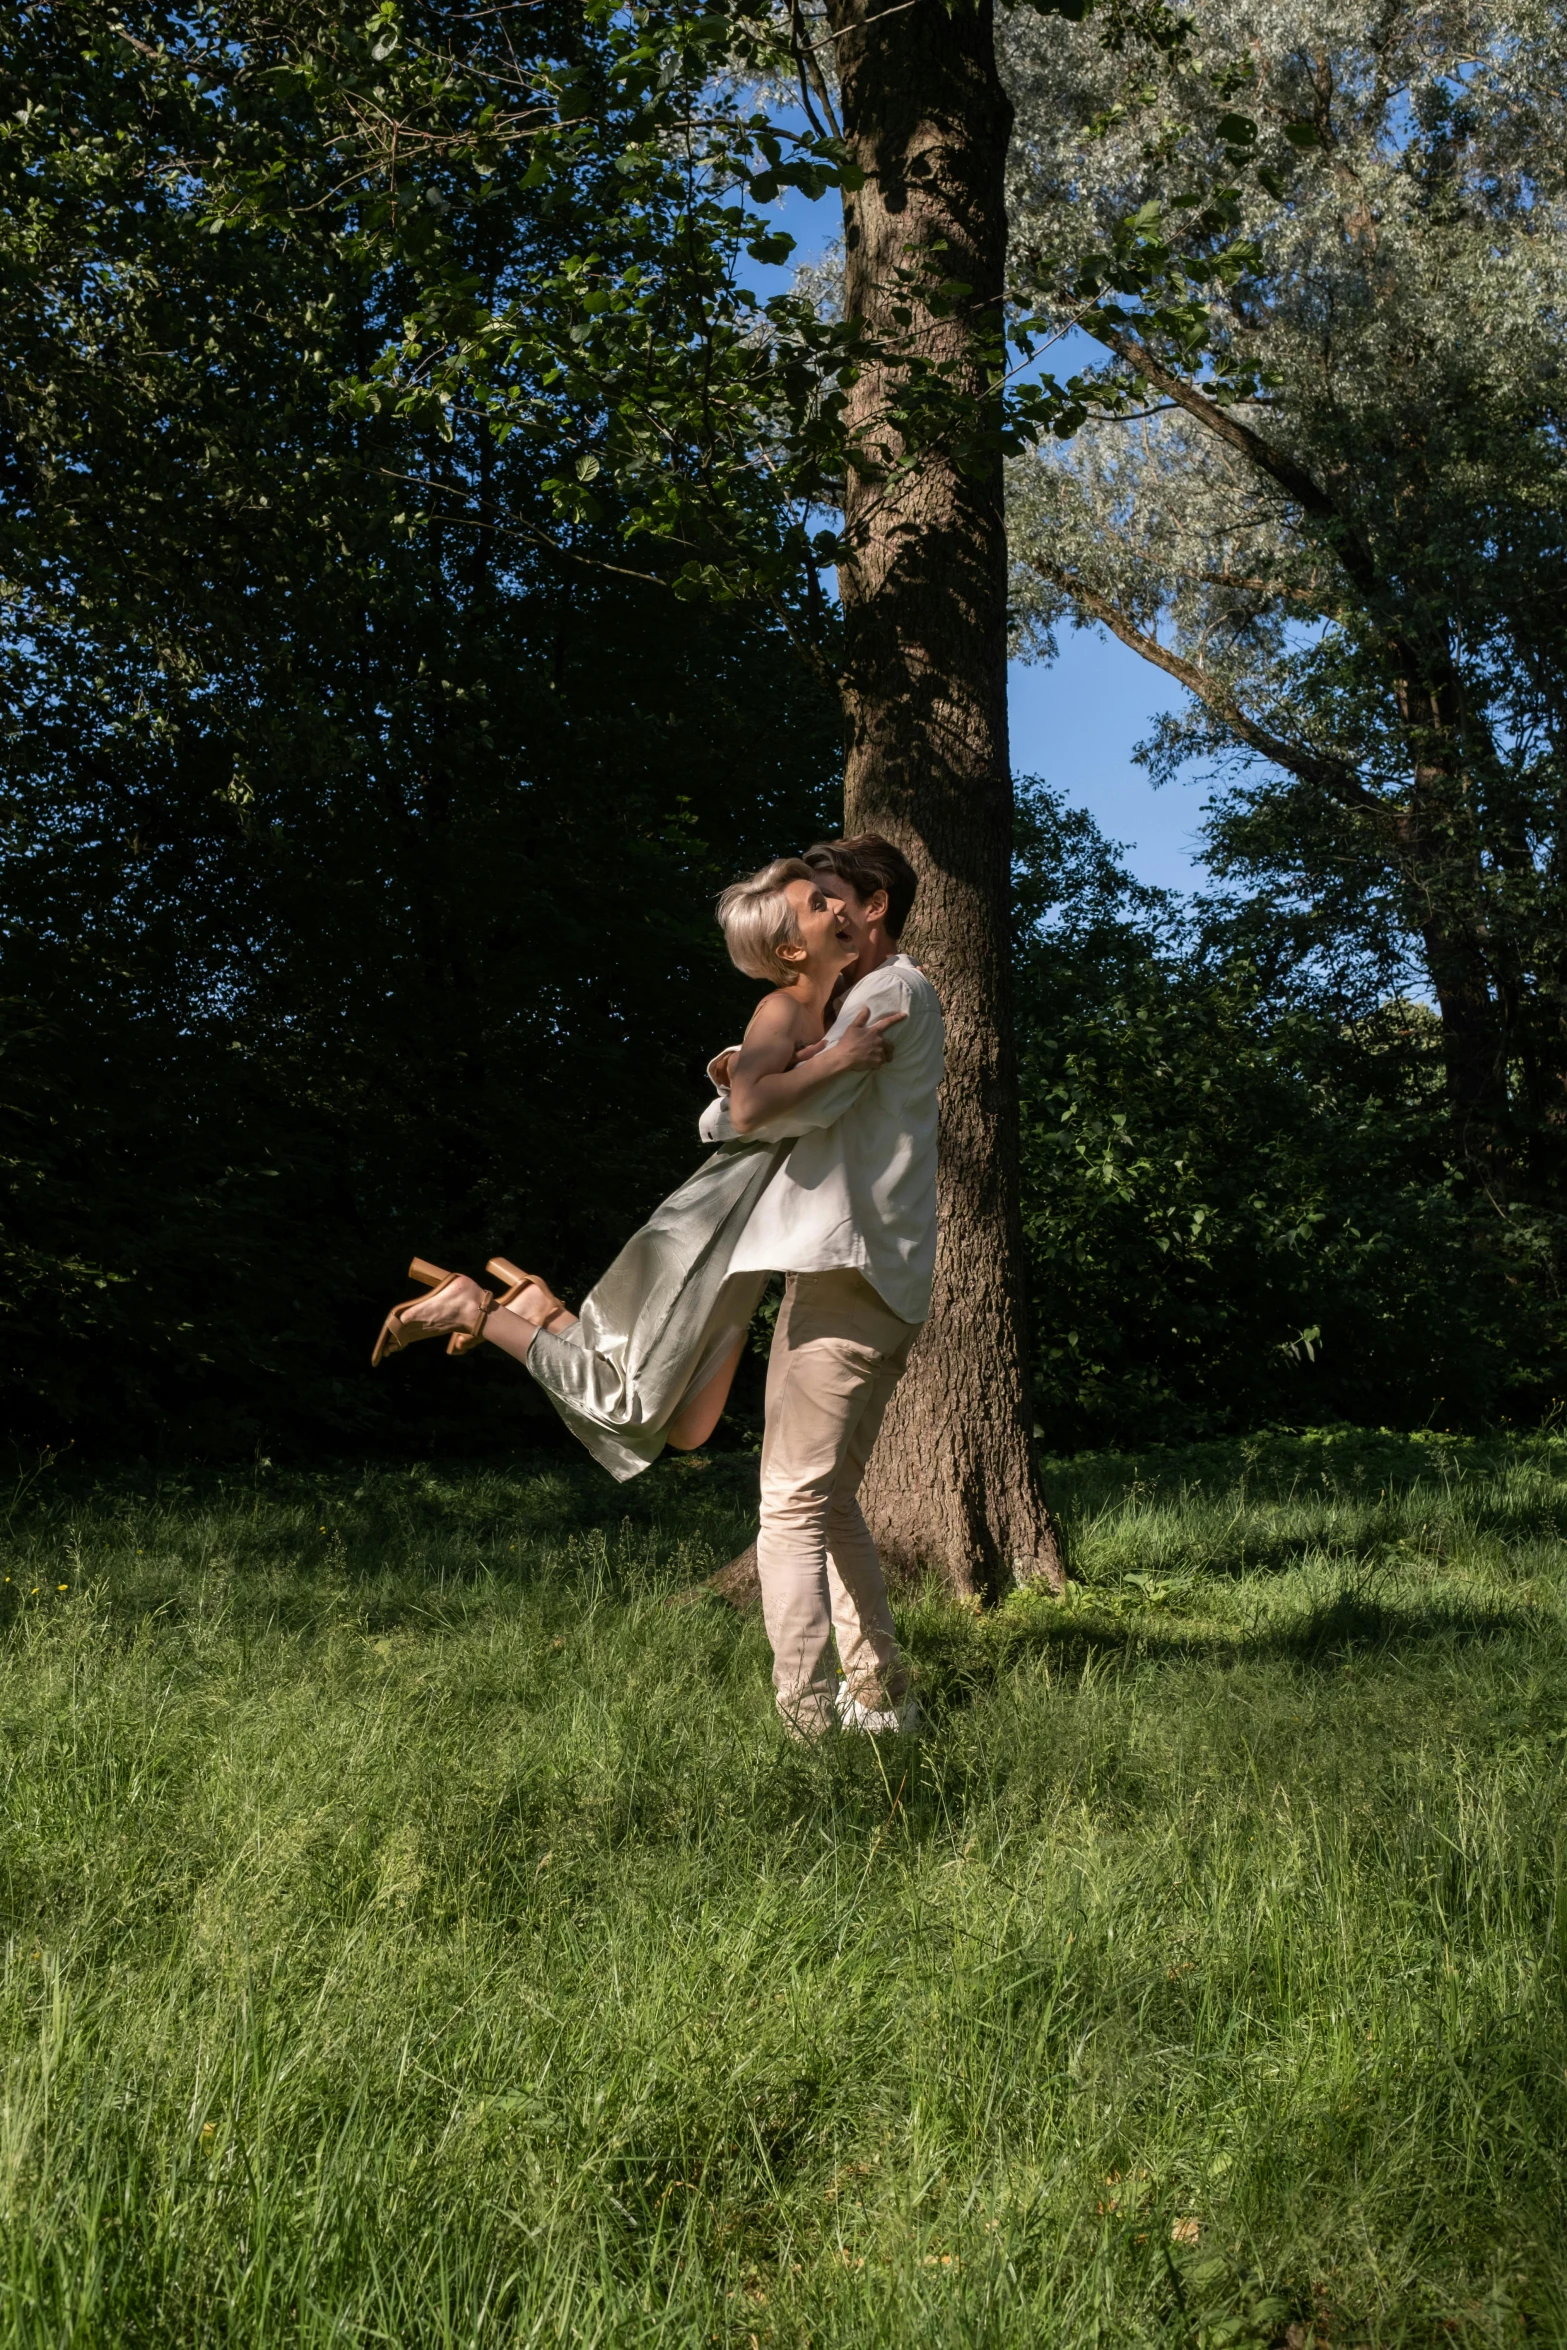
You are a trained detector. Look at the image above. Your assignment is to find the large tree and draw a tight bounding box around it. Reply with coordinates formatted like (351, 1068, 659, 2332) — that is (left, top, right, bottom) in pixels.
(173, 0, 1084, 1592)
(1002, 0, 1567, 1195)
(11, 0, 1220, 1572)
(821, 0, 1060, 1586)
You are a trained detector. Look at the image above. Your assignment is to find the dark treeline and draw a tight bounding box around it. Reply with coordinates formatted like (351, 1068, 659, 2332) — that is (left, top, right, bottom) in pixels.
(1015, 788, 1565, 1443)
(0, 3, 838, 1455)
(3, 3, 1562, 1460)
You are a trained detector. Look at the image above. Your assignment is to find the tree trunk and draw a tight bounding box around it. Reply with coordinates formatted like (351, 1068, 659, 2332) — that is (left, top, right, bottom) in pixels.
(1387, 675, 1515, 1179)
(822, 0, 1064, 1598)
(1416, 912, 1511, 1171)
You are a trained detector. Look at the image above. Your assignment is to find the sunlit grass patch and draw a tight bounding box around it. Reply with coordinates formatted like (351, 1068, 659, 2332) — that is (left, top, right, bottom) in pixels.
(0, 1432, 1565, 2344)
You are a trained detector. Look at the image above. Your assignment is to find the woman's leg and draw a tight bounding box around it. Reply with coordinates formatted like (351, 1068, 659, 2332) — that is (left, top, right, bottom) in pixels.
(390, 1272, 571, 1368)
(482, 1298, 545, 1367)
(492, 1277, 576, 1362)
(386, 1267, 737, 1448)
(665, 1333, 747, 1451)
(394, 1276, 739, 1441)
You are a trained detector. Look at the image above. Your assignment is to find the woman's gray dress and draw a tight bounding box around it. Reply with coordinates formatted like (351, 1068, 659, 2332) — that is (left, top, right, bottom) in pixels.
(522, 1137, 788, 1481)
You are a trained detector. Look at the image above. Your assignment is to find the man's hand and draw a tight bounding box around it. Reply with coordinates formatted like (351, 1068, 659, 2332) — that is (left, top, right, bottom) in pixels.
(834, 1006, 906, 1069)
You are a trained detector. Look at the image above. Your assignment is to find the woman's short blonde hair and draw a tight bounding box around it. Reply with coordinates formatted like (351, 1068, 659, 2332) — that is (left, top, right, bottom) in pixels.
(716, 857, 816, 983)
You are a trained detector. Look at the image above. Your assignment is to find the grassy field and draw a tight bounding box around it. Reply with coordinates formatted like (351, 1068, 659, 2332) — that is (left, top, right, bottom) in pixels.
(2, 1429, 1566, 2348)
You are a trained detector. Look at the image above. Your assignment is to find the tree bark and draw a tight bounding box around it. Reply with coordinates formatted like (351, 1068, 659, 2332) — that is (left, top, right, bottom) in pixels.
(820, 0, 1064, 1597)
(1418, 915, 1509, 1162)
(1393, 753, 1512, 1178)
(1389, 681, 1515, 1176)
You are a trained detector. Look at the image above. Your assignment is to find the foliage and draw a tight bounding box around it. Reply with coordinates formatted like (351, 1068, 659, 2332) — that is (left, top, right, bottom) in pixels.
(1013, 788, 1567, 1441)
(1003, 0, 1567, 1182)
(106, 0, 1220, 636)
(6, 0, 1567, 1462)
(0, 573, 836, 1458)
(0, 3, 839, 1457)
(1, 1435, 1566, 2340)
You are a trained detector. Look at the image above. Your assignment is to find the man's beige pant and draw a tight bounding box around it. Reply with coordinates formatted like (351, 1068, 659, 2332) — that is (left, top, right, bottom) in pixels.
(757, 1268, 918, 1737)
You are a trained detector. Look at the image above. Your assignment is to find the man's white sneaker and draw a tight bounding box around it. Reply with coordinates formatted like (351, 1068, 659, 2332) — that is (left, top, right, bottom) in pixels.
(835, 1684, 922, 1737)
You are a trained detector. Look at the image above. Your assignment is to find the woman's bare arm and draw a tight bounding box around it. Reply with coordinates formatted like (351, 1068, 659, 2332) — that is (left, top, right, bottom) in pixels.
(728, 1006, 906, 1134)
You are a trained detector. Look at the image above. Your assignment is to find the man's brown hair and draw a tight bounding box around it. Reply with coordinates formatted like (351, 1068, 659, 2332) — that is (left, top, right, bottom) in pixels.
(803, 833, 918, 940)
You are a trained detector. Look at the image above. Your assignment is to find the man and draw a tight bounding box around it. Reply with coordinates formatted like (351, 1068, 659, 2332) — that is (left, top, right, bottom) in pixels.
(700, 834, 944, 1739)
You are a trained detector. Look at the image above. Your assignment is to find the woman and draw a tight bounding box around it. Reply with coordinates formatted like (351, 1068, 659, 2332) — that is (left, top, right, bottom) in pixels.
(371, 859, 900, 1478)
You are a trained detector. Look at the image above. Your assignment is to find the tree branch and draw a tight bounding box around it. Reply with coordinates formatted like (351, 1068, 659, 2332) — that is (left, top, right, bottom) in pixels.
(789, 0, 842, 142)
(1197, 568, 1332, 606)
(1066, 581, 1396, 819)
(1086, 320, 1382, 601)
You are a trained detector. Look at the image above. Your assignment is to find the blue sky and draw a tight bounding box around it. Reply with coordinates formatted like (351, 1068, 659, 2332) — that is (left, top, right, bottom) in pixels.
(1012, 631, 1211, 893)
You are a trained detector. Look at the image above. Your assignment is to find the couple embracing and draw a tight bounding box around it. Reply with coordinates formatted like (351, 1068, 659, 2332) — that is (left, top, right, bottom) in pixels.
(373, 834, 943, 1740)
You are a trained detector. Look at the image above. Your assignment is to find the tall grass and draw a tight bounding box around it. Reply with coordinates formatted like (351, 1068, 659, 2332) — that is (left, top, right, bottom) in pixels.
(1, 1429, 1565, 2346)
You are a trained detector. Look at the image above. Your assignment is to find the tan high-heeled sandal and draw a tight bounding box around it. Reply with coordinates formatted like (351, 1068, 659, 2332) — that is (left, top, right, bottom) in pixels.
(490, 1256, 575, 1331)
(445, 1257, 573, 1355)
(371, 1259, 493, 1367)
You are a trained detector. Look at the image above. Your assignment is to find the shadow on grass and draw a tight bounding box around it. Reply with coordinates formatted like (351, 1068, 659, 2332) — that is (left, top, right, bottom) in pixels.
(905, 1580, 1540, 1725)
(447, 1574, 1548, 1883)
(1060, 1518, 1567, 1593)
(0, 1452, 766, 1639)
(2, 1450, 1551, 1672)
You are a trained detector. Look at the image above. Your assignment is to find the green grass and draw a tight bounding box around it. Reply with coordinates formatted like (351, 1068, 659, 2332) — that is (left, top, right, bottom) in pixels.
(3, 1427, 1567, 2347)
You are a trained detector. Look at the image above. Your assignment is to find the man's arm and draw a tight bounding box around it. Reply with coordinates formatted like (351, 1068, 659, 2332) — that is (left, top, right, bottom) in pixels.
(698, 1090, 741, 1144)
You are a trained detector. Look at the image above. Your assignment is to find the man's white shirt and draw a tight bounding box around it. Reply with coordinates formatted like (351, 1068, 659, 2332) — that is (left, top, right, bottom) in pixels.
(697, 953, 944, 1325)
